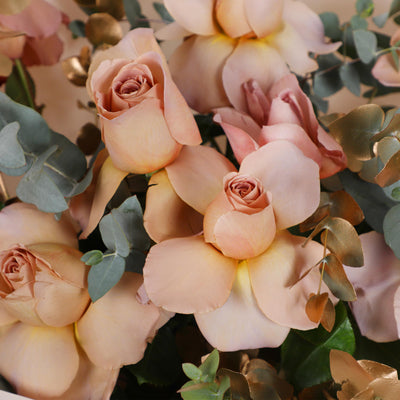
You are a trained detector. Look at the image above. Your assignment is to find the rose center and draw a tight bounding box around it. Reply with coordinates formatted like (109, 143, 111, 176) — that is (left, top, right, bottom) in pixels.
(116, 75, 152, 97)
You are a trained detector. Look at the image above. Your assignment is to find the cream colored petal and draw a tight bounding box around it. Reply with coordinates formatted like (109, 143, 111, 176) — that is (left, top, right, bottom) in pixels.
(77, 272, 161, 369)
(215, 0, 252, 38)
(0, 323, 79, 398)
(156, 22, 192, 41)
(143, 235, 237, 314)
(144, 170, 203, 242)
(195, 261, 289, 351)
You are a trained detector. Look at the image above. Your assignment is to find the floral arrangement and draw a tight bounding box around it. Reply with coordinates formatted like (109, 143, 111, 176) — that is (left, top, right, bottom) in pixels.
(1, 0, 400, 399)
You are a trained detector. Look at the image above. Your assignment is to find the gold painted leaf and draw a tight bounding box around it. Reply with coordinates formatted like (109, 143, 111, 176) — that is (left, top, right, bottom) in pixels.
(0, 0, 30, 15)
(306, 292, 329, 324)
(218, 368, 252, 400)
(61, 56, 88, 86)
(375, 149, 400, 187)
(74, 0, 125, 20)
(85, 13, 123, 46)
(371, 113, 400, 143)
(320, 297, 335, 332)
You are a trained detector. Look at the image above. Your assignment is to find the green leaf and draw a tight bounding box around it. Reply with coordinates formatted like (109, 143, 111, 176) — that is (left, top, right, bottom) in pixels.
(199, 349, 219, 383)
(123, 0, 149, 28)
(350, 15, 368, 30)
(0, 122, 26, 169)
(383, 204, 400, 258)
(319, 12, 342, 41)
(339, 63, 361, 96)
(68, 20, 86, 37)
(180, 382, 221, 400)
(81, 249, 104, 266)
(281, 302, 355, 391)
(391, 186, 400, 200)
(16, 145, 68, 213)
(5, 65, 36, 108)
(389, 0, 400, 16)
(391, 48, 400, 71)
(353, 29, 377, 63)
(356, 0, 374, 17)
(313, 69, 343, 98)
(182, 364, 203, 382)
(87, 252, 125, 301)
(153, 2, 173, 22)
(373, 12, 389, 28)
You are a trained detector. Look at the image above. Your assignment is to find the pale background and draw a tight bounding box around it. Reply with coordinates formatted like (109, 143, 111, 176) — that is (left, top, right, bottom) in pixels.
(3, 0, 398, 194)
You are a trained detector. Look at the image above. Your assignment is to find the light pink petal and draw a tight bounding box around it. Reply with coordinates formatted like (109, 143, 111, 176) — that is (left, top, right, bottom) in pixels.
(143, 235, 237, 314)
(372, 54, 400, 87)
(283, 0, 341, 55)
(77, 272, 161, 369)
(240, 141, 320, 230)
(259, 123, 323, 169)
(0, 0, 62, 38)
(215, 0, 252, 38)
(78, 156, 128, 239)
(168, 34, 235, 113)
(270, 24, 318, 75)
(0, 323, 79, 398)
(102, 97, 181, 174)
(245, 0, 284, 38)
(164, 0, 217, 35)
(156, 22, 192, 41)
(195, 261, 289, 351)
(222, 39, 289, 112)
(166, 145, 236, 214)
(344, 232, 400, 342)
(0, 202, 78, 251)
(248, 231, 333, 330)
(22, 34, 63, 67)
(213, 112, 260, 164)
(144, 170, 203, 243)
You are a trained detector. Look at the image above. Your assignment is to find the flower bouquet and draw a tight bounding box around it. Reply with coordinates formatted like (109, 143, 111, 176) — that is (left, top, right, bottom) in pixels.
(1, 0, 400, 399)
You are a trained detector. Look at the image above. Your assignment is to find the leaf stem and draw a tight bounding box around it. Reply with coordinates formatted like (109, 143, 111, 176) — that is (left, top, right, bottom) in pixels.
(14, 59, 35, 110)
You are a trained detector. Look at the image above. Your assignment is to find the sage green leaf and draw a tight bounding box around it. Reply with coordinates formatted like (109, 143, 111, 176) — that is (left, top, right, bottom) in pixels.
(88, 252, 125, 302)
(350, 15, 368, 30)
(383, 204, 400, 258)
(180, 382, 221, 400)
(123, 0, 149, 28)
(313, 69, 343, 98)
(182, 364, 202, 382)
(356, 0, 374, 17)
(81, 250, 104, 266)
(67, 166, 93, 198)
(281, 302, 355, 391)
(353, 30, 377, 63)
(16, 145, 68, 213)
(68, 20, 86, 37)
(390, 0, 400, 16)
(153, 2, 173, 22)
(373, 12, 389, 28)
(339, 63, 361, 96)
(319, 12, 342, 41)
(0, 122, 26, 169)
(199, 349, 220, 383)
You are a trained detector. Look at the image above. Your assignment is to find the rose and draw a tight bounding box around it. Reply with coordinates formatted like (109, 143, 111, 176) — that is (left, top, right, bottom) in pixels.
(214, 74, 347, 178)
(156, 0, 341, 113)
(0, 203, 164, 399)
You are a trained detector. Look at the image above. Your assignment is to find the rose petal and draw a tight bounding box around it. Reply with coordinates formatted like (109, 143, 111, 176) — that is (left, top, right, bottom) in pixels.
(143, 235, 237, 314)
(164, 0, 217, 35)
(77, 272, 161, 369)
(0, 202, 78, 251)
(248, 231, 332, 330)
(0, 305, 17, 326)
(195, 261, 289, 351)
(102, 97, 181, 174)
(0, 323, 79, 398)
(0, 0, 62, 38)
(215, 0, 252, 38)
(372, 54, 400, 87)
(22, 34, 63, 66)
(168, 34, 235, 113)
(213, 112, 260, 164)
(283, 0, 341, 55)
(143, 170, 203, 243)
(344, 231, 400, 342)
(222, 39, 289, 112)
(245, 0, 284, 38)
(0, 30, 26, 60)
(239, 141, 320, 230)
(166, 145, 236, 214)
(156, 22, 192, 41)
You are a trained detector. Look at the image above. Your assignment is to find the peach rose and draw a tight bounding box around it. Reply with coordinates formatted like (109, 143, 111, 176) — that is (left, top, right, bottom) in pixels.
(156, 0, 341, 113)
(215, 74, 347, 178)
(0, 203, 163, 399)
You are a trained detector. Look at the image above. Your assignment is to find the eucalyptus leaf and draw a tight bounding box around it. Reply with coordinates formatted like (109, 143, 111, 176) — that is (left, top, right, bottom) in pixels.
(390, 0, 400, 16)
(153, 2, 173, 22)
(182, 364, 202, 382)
(356, 0, 374, 17)
(88, 252, 125, 302)
(350, 15, 368, 30)
(199, 349, 220, 383)
(81, 249, 104, 266)
(373, 12, 389, 28)
(339, 63, 361, 96)
(68, 20, 86, 37)
(383, 204, 400, 259)
(123, 0, 149, 28)
(353, 30, 377, 63)
(319, 12, 342, 41)
(313, 69, 343, 98)
(0, 122, 26, 169)
(281, 302, 355, 391)
(5, 65, 36, 108)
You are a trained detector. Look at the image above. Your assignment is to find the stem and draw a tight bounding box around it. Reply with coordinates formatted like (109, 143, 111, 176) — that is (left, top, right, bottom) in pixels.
(0, 173, 9, 202)
(317, 231, 329, 295)
(15, 59, 35, 110)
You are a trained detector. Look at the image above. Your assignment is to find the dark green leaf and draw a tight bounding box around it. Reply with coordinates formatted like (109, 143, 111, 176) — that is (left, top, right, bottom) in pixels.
(353, 30, 377, 63)
(383, 204, 400, 258)
(339, 63, 361, 96)
(391, 48, 400, 71)
(123, 0, 149, 28)
(350, 15, 368, 30)
(281, 302, 355, 391)
(153, 2, 173, 22)
(68, 20, 86, 37)
(5, 65, 36, 108)
(389, 0, 400, 16)
(356, 0, 374, 17)
(339, 170, 396, 233)
(88, 252, 125, 301)
(81, 249, 104, 266)
(313, 69, 343, 98)
(124, 249, 146, 274)
(319, 12, 342, 41)
(0, 122, 26, 169)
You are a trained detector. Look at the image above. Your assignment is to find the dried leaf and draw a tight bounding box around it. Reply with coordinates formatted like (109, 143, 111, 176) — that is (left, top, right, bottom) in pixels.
(85, 12, 123, 46)
(306, 292, 329, 324)
(320, 297, 335, 332)
(218, 369, 251, 400)
(76, 122, 101, 155)
(321, 254, 357, 301)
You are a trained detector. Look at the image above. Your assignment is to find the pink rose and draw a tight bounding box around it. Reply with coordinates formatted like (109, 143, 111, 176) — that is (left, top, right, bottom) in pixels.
(156, 0, 341, 113)
(0, 203, 163, 399)
(143, 143, 336, 351)
(215, 74, 347, 178)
